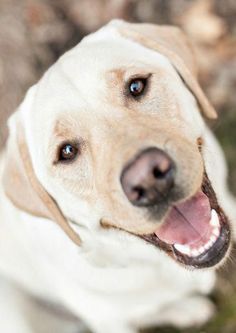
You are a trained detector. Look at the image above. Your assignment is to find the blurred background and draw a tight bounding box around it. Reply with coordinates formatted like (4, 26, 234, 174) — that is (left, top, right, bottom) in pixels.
(0, 0, 235, 332)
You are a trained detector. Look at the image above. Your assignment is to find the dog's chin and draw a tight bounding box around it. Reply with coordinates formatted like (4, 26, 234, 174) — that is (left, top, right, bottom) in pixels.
(139, 173, 231, 269)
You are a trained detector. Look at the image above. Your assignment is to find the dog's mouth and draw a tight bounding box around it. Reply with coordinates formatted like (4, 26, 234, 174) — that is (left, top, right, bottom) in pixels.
(140, 174, 231, 268)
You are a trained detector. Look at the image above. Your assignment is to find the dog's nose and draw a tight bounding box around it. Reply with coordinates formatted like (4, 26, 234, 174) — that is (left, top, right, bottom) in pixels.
(121, 148, 175, 206)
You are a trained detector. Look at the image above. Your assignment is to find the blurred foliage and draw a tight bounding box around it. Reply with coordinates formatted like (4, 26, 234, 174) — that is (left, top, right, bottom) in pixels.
(215, 108, 236, 194)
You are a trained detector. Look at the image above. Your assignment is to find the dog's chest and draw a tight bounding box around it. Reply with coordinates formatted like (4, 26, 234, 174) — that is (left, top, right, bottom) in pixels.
(0, 206, 215, 320)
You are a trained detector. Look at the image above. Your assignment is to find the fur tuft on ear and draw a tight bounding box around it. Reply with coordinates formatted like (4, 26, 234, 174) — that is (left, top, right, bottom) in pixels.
(2, 112, 81, 246)
(113, 20, 217, 120)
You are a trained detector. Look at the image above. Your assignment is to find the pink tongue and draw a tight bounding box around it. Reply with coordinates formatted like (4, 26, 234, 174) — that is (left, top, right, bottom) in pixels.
(155, 191, 211, 245)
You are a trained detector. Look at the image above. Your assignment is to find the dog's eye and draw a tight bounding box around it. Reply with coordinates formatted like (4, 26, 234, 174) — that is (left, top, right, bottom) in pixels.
(59, 143, 79, 162)
(129, 78, 147, 97)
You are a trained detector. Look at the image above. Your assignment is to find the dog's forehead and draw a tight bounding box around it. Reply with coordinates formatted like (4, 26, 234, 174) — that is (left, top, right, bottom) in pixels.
(26, 26, 174, 124)
(53, 26, 173, 97)
(23, 25, 194, 147)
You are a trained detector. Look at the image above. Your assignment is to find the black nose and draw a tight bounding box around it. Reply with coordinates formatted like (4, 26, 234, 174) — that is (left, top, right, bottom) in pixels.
(121, 148, 175, 207)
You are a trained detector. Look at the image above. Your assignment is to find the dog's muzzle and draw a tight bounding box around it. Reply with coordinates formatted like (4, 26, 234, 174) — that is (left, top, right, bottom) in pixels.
(119, 147, 231, 269)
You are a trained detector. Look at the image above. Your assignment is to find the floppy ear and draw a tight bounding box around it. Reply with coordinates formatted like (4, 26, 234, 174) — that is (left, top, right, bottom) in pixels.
(113, 20, 217, 119)
(2, 113, 82, 246)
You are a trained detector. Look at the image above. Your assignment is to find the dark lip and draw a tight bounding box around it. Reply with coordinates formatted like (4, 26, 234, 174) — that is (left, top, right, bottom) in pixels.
(139, 173, 231, 269)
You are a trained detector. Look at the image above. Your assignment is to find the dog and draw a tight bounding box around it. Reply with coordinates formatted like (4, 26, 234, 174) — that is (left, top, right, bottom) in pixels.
(0, 20, 236, 333)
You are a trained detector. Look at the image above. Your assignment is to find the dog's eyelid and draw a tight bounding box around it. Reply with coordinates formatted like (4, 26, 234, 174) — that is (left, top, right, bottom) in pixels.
(126, 72, 152, 84)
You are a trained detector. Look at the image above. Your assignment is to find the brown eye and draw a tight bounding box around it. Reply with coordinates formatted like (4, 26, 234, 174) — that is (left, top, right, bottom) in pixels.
(129, 78, 147, 97)
(59, 143, 78, 162)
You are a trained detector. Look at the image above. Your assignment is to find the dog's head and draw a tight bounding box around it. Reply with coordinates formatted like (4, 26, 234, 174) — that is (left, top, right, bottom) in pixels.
(3, 20, 231, 269)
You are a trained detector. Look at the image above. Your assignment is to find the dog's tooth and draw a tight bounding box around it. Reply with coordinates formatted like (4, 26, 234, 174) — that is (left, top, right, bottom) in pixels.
(199, 246, 206, 254)
(207, 241, 212, 248)
(191, 248, 200, 257)
(203, 242, 210, 251)
(174, 244, 191, 255)
(213, 227, 220, 238)
(207, 239, 212, 246)
(206, 240, 213, 249)
(210, 209, 220, 227)
(204, 242, 209, 249)
(210, 234, 217, 243)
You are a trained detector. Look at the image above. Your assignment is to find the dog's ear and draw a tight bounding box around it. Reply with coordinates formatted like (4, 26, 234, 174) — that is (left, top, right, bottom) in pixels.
(113, 20, 217, 120)
(2, 93, 81, 246)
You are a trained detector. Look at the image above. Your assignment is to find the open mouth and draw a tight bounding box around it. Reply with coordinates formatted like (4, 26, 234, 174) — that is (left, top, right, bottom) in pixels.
(140, 174, 231, 268)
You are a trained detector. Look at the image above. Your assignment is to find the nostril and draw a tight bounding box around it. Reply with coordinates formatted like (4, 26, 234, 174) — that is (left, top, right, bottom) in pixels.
(153, 167, 166, 179)
(153, 163, 172, 179)
(133, 186, 146, 201)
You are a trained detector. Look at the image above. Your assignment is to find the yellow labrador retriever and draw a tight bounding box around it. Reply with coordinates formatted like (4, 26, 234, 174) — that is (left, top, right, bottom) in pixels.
(0, 20, 235, 333)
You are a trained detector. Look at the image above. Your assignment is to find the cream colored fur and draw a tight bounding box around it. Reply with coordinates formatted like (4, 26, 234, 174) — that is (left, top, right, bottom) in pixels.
(0, 20, 235, 333)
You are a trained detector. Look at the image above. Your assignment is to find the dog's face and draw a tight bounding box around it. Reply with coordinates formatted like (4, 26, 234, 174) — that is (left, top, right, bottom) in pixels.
(3, 21, 231, 269)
